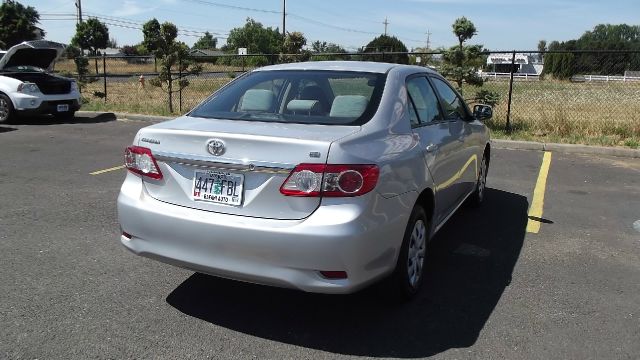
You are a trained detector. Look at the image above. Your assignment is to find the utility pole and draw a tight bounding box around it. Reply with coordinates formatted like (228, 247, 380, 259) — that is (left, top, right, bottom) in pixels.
(383, 17, 389, 36)
(425, 29, 432, 50)
(75, 0, 83, 24)
(282, 0, 286, 37)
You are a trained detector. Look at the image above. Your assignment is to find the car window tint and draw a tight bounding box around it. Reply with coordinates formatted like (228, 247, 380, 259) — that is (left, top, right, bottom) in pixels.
(406, 77, 442, 125)
(431, 77, 467, 120)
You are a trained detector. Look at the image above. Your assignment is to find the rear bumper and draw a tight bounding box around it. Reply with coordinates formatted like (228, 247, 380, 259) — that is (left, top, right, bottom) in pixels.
(117, 172, 414, 294)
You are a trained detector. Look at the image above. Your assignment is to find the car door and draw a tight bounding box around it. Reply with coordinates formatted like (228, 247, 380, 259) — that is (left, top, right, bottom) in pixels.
(406, 75, 462, 225)
(429, 76, 479, 204)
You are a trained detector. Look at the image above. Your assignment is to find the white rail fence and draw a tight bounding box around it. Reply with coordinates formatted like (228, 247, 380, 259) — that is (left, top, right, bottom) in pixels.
(480, 72, 640, 83)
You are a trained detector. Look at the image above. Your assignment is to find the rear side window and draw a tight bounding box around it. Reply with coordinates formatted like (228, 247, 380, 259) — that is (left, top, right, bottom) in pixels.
(189, 70, 386, 126)
(406, 76, 442, 126)
(430, 77, 468, 120)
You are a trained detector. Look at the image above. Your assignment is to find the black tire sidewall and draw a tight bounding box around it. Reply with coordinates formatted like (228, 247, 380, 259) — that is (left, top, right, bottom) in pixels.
(0, 94, 14, 124)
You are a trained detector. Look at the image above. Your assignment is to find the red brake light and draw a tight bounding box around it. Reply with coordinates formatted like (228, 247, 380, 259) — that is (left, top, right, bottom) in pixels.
(124, 146, 163, 180)
(280, 164, 379, 197)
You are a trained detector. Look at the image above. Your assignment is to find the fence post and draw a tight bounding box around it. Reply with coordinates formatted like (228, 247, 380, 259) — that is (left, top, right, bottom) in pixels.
(505, 50, 516, 133)
(102, 54, 107, 103)
(178, 58, 183, 113)
(241, 55, 245, 72)
(154, 57, 157, 73)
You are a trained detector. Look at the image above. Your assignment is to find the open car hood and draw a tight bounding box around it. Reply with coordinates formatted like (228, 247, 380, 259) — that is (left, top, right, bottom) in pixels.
(0, 40, 65, 71)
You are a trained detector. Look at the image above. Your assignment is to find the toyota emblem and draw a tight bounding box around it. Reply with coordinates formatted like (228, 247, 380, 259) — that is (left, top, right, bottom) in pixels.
(206, 139, 226, 156)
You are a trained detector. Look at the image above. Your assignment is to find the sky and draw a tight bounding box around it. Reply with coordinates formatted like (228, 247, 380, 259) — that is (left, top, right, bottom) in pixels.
(23, 0, 640, 52)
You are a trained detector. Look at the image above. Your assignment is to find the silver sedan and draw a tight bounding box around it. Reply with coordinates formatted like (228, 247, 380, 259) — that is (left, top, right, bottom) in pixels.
(117, 61, 492, 298)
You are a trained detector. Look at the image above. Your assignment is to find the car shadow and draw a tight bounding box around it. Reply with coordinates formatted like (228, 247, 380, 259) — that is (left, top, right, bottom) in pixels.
(166, 188, 528, 358)
(0, 126, 17, 133)
(15, 112, 116, 125)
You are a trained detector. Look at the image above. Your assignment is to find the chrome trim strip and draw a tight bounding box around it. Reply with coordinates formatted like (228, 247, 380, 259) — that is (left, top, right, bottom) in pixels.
(154, 152, 294, 174)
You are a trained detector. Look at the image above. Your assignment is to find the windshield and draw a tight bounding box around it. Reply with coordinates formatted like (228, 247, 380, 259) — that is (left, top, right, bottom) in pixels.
(3, 65, 45, 72)
(189, 70, 386, 125)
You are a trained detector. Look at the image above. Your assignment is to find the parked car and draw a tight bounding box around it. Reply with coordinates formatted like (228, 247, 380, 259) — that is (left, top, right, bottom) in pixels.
(0, 40, 81, 124)
(117, 61, 492, 298)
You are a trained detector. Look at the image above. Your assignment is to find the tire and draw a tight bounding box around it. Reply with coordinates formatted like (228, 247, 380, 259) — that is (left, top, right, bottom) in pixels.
(0, 94, 14, 124)
(470, 153, 489, 207)
(388, 205, 429, 300)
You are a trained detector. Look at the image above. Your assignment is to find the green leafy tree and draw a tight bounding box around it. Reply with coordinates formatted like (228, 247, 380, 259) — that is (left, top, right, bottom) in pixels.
(143, 19, 202, 113)
(0, 0, 44, 48)
(440, 17, 483, 91)
(282, 31, 310, 62)
(537, 39, 547, 63)
(545, 24, 640, 77)
(361, 35, 408, 64)
(71, 18, 109, 74)
(222, 18, 283, 54)
(311, 40, 348, 60)
(193, 32, 218, 49)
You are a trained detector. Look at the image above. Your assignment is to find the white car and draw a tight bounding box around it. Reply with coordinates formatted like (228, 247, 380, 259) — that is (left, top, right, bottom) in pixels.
(0, 40, 81, 124)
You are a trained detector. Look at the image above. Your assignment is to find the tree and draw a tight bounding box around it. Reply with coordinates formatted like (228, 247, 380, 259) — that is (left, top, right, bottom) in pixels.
(452, 17, 476, 49)
(283, 31, 306, 54)
(71, 18, 109, 75)
(0, 0, 44, 48)
(143, 19, 202, 113)
(544, 24, 640, 77)
(106, 37, 118, 48)
(311, 41, 348, 60)
(440, 17, 483, 90)
(361, 35, 408, 64)
(193, 32, 218, 49)
(537, 40, 547, 63)
(282, 31, 310, 62)
(222, 18, 283, 54)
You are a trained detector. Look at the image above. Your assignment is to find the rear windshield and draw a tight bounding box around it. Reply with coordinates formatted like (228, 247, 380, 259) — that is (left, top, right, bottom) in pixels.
(189, 70, 386, 125)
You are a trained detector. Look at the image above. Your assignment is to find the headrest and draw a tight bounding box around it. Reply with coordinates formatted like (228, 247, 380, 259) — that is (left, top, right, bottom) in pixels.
(239, 89, 275, 111)
(329, 95, 368, 117)
(286, 99, 320, 113)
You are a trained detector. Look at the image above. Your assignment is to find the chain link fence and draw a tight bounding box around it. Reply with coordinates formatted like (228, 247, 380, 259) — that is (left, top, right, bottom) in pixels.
(54, 50, 640, 146)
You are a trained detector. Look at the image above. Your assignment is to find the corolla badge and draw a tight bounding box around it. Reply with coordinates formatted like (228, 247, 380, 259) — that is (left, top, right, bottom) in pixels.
(206, 139, 226, 156)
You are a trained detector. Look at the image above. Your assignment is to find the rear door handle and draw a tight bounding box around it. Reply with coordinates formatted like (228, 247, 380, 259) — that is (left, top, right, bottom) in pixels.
(425, 144, 438, 153)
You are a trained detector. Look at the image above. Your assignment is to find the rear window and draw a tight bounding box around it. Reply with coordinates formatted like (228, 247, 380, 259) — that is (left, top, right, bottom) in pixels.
(189, 70, 386, 125)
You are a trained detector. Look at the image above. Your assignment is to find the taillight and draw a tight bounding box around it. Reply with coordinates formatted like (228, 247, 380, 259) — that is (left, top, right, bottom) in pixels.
(280, 164, 379, 197)
(124, 146, 163, 180)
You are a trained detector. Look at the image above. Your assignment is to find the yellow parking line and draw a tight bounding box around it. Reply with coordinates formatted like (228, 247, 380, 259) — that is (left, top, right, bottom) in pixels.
(526, 151, 553, 233)
(90, 165, 124, 175)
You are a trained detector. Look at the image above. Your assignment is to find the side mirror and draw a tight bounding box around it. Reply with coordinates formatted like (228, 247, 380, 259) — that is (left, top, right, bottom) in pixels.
(473, 104, 493, 121)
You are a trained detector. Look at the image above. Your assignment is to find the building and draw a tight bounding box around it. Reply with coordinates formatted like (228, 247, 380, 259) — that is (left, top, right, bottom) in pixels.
(486, 53, 543, 75)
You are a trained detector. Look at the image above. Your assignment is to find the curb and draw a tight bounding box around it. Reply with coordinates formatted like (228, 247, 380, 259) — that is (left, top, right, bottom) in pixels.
(77, 111, 640, 159)
(492, 139, 640, 159)
(77, 111, 173, 122)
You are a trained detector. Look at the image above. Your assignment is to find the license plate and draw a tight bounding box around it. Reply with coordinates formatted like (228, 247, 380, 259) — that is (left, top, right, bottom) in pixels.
(57, 104, 69, 112)
(192, 170, 244, 206)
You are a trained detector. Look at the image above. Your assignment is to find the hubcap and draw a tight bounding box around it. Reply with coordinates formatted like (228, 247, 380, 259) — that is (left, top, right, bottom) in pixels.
(478, 157, 487, 200)
(407, 219, 427, 288)
(0, 98, 8, 121)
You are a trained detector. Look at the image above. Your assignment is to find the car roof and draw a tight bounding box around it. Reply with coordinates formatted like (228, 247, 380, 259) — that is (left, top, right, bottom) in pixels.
(255, 61, 437, 74)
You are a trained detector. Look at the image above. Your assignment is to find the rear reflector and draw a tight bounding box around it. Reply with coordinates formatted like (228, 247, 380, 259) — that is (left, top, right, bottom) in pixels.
(319, 271, 348, 279)
(280, 164, 379, 197)
(124, 146, 163, 180)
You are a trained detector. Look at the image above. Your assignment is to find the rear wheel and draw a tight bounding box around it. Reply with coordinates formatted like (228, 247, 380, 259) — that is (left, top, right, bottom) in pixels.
(0, 94, 14, 124)
(389, 205, 429, 300)
(470, 153, 488, 206)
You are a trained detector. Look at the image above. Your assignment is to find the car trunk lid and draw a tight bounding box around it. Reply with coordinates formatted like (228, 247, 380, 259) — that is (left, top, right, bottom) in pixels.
(138, 116, 360, 220)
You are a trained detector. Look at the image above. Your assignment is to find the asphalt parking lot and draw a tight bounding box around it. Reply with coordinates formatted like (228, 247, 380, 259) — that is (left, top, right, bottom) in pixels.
(1, 114, 639, 359)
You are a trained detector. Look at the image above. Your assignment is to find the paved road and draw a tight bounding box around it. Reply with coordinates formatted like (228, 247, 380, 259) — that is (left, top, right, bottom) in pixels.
(1, 114, 639, 359)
